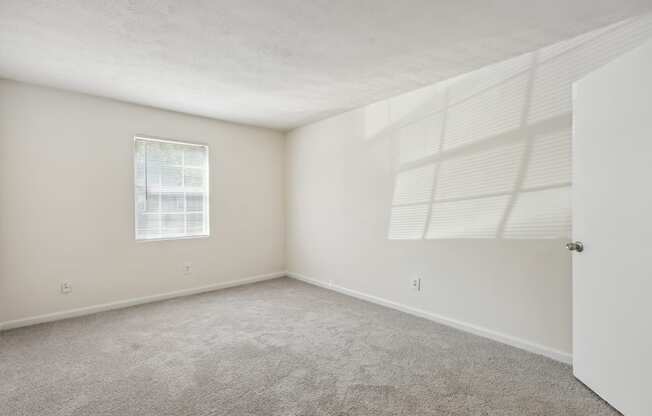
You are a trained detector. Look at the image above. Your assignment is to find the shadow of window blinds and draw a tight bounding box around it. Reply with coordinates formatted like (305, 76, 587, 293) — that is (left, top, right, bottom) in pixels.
(387, 14, 652, 239)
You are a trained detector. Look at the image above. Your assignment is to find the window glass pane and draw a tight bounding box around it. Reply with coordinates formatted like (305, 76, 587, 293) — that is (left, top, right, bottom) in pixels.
(184, 167, 203, 187)
(144, 192, 160, 212)
(161, 166, 182, 188)
(135, 189, 146, 212)
(186, 193, 203, 212)
(161, 143, 184, 165)
(184, 147, 206, 167)
(146, 142, 163, 163)
(137, 213, 160, 237)
(135, 145, 146, 186)
(161, 193, 184, 212)
(145, 163, 161, 186)
(135, 137, 209, 240)
(162, 214, 184, 234)
(187, 213, 204, 234)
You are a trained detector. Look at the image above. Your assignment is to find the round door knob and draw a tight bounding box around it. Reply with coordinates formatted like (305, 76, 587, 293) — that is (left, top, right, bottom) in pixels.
(566, 241, 584, 252)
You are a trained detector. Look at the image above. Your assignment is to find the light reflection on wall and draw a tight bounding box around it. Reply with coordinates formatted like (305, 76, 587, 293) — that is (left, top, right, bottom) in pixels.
(386, 14, 652, 240)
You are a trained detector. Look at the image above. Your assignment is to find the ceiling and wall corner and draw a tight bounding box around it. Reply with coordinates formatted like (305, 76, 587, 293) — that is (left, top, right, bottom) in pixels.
(1, 1, 651, 130)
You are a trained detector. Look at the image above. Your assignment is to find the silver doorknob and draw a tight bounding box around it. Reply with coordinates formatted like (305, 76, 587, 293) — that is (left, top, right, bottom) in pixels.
(566, 241, 584, 252)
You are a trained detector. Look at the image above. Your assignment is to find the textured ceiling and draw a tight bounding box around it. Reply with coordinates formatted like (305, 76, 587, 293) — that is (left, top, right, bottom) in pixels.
(1, 1, 651, 130)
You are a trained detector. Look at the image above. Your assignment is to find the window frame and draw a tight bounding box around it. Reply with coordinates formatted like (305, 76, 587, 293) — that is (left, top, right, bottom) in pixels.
(133, 135, 210, 242)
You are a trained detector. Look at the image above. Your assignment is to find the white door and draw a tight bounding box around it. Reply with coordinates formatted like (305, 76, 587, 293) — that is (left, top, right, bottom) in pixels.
(572, 38, 652, 416)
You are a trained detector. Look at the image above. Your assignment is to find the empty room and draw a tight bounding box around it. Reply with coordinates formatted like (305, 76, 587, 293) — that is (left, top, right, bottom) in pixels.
(1, 1, 652, 415)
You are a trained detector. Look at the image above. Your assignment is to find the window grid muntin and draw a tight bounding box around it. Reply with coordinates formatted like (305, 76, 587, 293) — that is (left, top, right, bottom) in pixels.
(134, 136, 209, 241)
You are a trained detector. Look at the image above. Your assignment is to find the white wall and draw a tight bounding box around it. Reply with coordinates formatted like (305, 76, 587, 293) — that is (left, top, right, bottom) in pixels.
(0, 80, 285, 326)
(286, 15, 652, 361)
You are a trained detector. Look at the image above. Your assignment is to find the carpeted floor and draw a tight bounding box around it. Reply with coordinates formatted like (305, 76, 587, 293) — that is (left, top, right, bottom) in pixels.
(0, 277, 617, 416)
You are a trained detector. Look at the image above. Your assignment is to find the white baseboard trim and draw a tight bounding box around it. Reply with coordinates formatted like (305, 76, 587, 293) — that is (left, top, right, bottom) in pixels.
(288, 271, 572, 364)
(0, 271, 287, 331)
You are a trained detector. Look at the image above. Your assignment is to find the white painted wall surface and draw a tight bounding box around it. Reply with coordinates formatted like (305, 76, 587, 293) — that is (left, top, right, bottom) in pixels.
(0, 80, 285, 326)
(286, 16, 652, 360)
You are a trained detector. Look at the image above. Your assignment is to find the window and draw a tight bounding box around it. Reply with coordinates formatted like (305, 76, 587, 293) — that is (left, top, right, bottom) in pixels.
(134, 137, 209, 240)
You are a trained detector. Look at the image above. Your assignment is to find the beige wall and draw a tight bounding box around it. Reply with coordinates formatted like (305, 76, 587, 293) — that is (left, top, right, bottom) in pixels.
(0, 80, 285, 326)
(285, 15, 652, 362)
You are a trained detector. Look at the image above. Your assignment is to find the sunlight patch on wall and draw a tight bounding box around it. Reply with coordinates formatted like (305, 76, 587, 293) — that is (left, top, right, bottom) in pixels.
(444, 74, 528, 151)
(392, 164, 435, 205)
(389, 85, 447, 126)
(523, 129, 572, 188)
(388, 204, 429, 240)
(503, 188, 571, 239)
(435, 141, 525, 201)
(385, 14, 652, 240)
(427, 196, 510, 239)
(447, 53, 533, 105)
(397, 114, 443, 165)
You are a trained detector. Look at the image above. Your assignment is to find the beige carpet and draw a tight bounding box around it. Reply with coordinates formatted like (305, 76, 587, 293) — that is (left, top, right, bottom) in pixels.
(0, 277, 617, 415)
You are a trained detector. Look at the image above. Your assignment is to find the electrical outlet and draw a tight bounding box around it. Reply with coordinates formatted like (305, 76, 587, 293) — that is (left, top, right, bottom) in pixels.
(411, 277, 421, 292)
(183, 262, 192, 276)
(60, 282, 72, 294)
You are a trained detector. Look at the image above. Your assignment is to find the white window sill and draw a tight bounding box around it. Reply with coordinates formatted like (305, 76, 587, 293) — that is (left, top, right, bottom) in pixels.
(135, 234, 210, 243)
